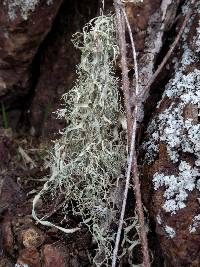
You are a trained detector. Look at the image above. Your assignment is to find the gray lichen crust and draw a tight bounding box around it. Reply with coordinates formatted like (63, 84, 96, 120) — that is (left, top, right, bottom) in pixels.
(165, 225, 176, 239)
(4, 0, 53, 20)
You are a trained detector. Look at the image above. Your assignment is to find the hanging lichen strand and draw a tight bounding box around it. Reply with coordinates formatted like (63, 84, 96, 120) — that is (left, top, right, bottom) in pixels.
(32, 15, 136, 265)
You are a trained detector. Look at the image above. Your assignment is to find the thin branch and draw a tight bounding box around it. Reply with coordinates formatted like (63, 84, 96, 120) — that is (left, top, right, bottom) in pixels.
(132, 149, 151, 267)
(114, 0, 133, 144)
(122, 8, 139, 95)
(112, 108, 137, 267)
(138, 0, 196, 101)
(113, 1, 150, 266)
(122, 5, 150, 267)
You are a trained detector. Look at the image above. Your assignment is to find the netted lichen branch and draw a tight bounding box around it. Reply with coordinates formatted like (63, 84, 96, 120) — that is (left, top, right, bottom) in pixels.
(32, 15, 139, 265)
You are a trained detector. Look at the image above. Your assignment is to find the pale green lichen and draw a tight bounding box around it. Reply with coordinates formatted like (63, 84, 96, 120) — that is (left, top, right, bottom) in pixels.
(32, 15, 139, 265)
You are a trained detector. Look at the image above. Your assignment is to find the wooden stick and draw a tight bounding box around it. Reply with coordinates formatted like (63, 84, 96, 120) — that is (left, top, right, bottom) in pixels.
(121, 7, 151, 267)
(113, 1, 150, 266)
(114, 0, 133, 144)
(122, 8, 139, 95)
(112, 108, 137, 267)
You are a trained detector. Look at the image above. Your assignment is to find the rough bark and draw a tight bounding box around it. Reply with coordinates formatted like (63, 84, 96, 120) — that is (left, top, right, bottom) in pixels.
(142, 2, 200, 266)
(30, 0, 99, 137)
(0, 0, 63, 101)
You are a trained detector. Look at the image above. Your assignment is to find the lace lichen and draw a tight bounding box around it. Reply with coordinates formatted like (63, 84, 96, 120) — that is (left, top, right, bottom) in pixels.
(32, 15, 139, 265)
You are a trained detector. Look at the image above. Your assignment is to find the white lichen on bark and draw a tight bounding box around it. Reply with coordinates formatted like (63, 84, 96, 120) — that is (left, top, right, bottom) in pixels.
(165, 225, 176, 238)
(4, 0, 53, 20)
(136, 0, 178, 122)
(143, 2, 200, 218)
(153, 161, 199, 214)
(189, 214, 200, 233)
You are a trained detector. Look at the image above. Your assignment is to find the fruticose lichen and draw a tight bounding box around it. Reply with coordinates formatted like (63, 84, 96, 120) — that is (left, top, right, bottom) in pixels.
(4, 0, 53, 20)
(15, 264, 29, 267)
(32, 15, 139, 265)
(143, 2, 200, 219)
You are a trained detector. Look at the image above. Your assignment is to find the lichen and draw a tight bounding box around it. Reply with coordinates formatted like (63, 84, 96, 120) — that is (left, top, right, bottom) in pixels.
(32, 15, 139, 266)
(126, 0, 143, 3)
(142, 3, 200, 217)
(189, 214, 200, 233)
(153, 161, 199, 214)
(15, 264, 29, 267)
(4, 0, 53, 21)
(156, 214, 162, 225)
(165, 225, 176, 238)
(143, 68, 200, 165)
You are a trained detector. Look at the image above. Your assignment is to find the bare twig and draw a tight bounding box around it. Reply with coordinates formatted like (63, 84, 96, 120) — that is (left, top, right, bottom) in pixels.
(114, 0, 133, 144)
(131, 150, 151, 267)
(138, 0, 196, 101)
(113, 1, 150, 266)
(112, 108, 137, 267)
(122, 8, 139, 95)
(122, 5, 150, 267)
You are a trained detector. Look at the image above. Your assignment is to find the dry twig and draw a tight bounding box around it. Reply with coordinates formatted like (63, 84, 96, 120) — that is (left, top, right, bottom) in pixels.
(113, 1, 150, 266)
(113, 0, 132, 144)
(112, 108, 140, 267)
